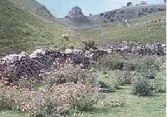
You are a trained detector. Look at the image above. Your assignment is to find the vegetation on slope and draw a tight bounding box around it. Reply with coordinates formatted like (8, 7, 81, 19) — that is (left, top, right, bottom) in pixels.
(0, 1, 166, 56)
(79, 11, 166, 45)
(8, 0, 54, 20)
(0, 1, 166, 117)
(75, 55, 166, 117)
(90, 4, 166, 24)
(0, 55, 165, 117)
(0, 0, 68, 56)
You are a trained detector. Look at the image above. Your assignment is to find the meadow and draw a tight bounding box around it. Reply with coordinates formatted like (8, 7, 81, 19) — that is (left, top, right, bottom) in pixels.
(0, 1, 166, 117)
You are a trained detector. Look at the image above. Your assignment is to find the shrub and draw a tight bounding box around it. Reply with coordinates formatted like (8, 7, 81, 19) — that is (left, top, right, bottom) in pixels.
(98, 81, 115, 93)
(140, 66, 158, 79)
(127, 2, 132, 6)
(110, 19, 115, 22)
(17, 77, 41, 89)
(103, 20, 107, 23)
(139, 56, 160, 70)
(0, 86, 61, 117)
(112, 70, 135, 88)
(100, 13, 104, 16)
(138, 56, 160, 79)
(0, 86, 15, 110)
(131, 76, 152, 96)
(0, 83, 99, 115)
(123, 61, 139, 71)
(102, 96, 125, 107)
(139, 1, 147, 5)
(96, 55, 124, 70)
(155, 88, 166, 93)
(158, 8, 165, 11)
(42, 64, 95, 86)
(50, 83, 99, 111)
(18, 91, 60, 117)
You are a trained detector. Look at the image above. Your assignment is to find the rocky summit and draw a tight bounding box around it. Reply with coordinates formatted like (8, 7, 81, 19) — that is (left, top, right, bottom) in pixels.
(66, 6, 88, 21)
(59, 6, 97, 29)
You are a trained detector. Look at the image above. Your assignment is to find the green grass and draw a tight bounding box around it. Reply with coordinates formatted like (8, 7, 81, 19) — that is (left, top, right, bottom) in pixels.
(153, 62, 166, 91)
(0, 1, 165, 117)
(0, 111, 29, 117)
(9, 0, 43, 14)
(0, 1, 165, 56)
(0, 0, 70, 56)
(75, 66, 166, 117)
(0, 62, 165, 117)
(8, 0, 54, 20)
(84, 86, 165, 117)
(80, 11, 166, 45)
(1, 86, 165, 117)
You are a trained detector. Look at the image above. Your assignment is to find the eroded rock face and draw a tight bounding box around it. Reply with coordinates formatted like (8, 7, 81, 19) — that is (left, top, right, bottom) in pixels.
(66, 6, 88, 21)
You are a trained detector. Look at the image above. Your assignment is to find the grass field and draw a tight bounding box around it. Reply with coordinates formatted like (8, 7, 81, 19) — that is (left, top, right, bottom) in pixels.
(79, 87, 165, 117)
(0, 1, 166, 56)
(0, 111, 29, 117)
(0, 1, 166, 117)
(0, 61, 165, 117)
(73, 64, 166, 117)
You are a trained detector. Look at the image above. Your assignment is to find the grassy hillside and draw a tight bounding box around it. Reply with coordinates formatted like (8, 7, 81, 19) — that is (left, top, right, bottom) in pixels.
(0, 1, 165, 117)
(0, 0, 69, 56)
(48, 11, 166, 49)
(77, 11, 166, 46)
(58, 17, 97, 29)
(90, 4, 166, 24)
(8, 0, 55, 20)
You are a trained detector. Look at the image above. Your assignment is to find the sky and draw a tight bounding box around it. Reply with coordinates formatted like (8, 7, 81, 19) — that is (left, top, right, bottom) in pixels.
(36, 0, 164, 18)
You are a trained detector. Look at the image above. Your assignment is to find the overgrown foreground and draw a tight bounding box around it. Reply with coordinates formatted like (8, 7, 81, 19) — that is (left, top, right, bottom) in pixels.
(0, 54, 166, 117)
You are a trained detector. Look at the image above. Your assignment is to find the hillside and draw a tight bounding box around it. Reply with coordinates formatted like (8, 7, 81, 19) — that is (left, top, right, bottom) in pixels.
(59, 4, 166, 29)
(0, 1, 166, 56)
(0, 0, 68, 56)
(90, 4, 166, 24)
(0, 1, 166, 117)
(8, 0, 55, 20)
(75, 11, 166, 46)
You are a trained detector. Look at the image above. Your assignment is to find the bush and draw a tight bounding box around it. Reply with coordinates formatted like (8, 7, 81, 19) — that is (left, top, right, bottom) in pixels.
(102, 96, 125, 107)
(96, 55, 124, 70)
(50, 83, 99, 111)
(103, 20, 107, 23)
(98, 81, 115, 93)
(138, 56, 160, 79)
(140, 66, 158, 79)
(21, 92, 60, 117)
(112, 70, 135, 88)
(123, 61, 139, 71)
(42, 64, 95, 86)
(0, 86, 15, 110)
(0, 83, 99, 116)
(127, 2, 132, 6)
(110, 19, 115, 22)
(131, 76, 152, 96)
(0, 86, 61, 117)
(100, 13, 104, 16)
(17, 77, 41, 89)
